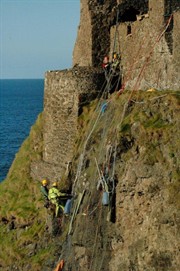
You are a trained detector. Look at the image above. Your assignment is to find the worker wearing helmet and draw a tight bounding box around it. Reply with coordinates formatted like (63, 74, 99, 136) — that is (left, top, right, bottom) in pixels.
(111, 52, 120, 71)
(113, 53, 117, 59)
(48, 182, 68, 217)
(40, 179, 50, 208)
(41, 179, 49, 200)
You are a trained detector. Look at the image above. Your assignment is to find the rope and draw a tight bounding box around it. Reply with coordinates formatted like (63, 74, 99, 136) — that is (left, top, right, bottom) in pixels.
(72, 66, 120, 196)
(71, 98, 117, 269)
(72, 96, 106, 194)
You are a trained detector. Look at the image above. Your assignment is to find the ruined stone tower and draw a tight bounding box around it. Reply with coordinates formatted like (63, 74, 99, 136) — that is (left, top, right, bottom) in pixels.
(31, 0, 180, 182)
(73, 0, 180, 90)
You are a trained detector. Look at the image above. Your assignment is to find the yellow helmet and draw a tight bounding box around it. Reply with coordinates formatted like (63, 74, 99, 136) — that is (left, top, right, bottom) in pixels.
(113, 53, 117, 59)
(52, 182, 57, 187)
(42, 179, 48, 186)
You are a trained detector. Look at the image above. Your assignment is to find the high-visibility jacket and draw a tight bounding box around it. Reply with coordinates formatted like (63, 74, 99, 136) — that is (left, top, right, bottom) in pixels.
(48, 187, 60, 200)
(48, 187, 66, 200)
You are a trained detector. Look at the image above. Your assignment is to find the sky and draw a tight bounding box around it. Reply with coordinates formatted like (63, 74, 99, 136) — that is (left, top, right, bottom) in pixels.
(0, 0, 80, 79)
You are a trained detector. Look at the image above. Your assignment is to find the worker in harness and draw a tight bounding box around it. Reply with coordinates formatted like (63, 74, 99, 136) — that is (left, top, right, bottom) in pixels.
(111, 52, 120, 72)
(40, 179, 50, 208)
(102, 55, 111, 79)
(48, 182, 70, 217)
(102, 55, 110, 70)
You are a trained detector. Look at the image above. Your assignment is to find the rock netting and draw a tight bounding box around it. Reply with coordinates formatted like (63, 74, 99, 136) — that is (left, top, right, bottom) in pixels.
(60, 92, 180, 271)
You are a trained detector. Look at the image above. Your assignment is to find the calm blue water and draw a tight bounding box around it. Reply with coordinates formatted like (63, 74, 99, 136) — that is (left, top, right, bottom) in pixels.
(0, 79, 44, 182)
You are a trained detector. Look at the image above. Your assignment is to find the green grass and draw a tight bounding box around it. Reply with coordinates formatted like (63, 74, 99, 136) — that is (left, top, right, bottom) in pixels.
(0, 113, 43, 219)
(120, 123, 131, 133)
(0, 112, 70, 269)
(0, 113, 49, 267)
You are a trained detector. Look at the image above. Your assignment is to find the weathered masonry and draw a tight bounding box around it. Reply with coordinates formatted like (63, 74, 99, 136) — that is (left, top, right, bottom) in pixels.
(31, 67, 104, 181)
(73, 0, 180, 90)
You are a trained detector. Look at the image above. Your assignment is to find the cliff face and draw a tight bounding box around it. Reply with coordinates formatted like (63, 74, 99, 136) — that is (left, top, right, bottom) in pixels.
(0, 91, 179, 271)
(59, 90, 180, 271)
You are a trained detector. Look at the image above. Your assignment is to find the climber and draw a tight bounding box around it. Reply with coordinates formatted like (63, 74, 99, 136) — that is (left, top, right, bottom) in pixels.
(40, 179, 50, 208)
(102, 55, 110, 70)
(111, 52, 120, 72)
(48, 182, 70, 217)
(102, 55, 110, 78)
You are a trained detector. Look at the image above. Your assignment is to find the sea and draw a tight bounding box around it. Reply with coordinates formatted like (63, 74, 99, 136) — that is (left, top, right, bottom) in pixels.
(0, 79, 44, 182)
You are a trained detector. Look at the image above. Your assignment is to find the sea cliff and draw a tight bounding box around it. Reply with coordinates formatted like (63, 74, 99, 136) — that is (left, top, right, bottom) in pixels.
(0, 0, 179, 270)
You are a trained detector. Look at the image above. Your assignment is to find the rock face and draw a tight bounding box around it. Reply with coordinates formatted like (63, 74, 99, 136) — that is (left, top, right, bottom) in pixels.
(30, 2, 180, 267)
(60, 91, 180, 271)
(73, 0, 180, 90)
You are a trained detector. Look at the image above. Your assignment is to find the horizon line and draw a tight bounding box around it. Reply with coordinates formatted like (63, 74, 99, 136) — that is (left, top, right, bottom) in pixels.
(0, 78, 44, 80)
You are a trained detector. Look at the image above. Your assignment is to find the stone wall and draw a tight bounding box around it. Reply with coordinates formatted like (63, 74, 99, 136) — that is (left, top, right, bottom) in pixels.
(31, 67, 104, 182)
(73, 0, 180, 90)
(73, 0, 117, 67)
(110, 0, 180, 90)
(73, 0, 93, 66)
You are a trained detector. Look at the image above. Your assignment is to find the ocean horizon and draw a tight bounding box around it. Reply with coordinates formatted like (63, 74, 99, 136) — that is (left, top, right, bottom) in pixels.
(0, 79, 44, 182)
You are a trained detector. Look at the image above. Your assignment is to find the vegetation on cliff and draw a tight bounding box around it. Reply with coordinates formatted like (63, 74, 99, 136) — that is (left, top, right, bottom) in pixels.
(0, 90, 179, 271)
(0, 114, 62, 270)
(62, 90, 180, 270)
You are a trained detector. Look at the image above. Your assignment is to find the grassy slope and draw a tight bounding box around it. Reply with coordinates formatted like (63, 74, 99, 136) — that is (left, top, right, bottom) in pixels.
(0, 113, 58, 269)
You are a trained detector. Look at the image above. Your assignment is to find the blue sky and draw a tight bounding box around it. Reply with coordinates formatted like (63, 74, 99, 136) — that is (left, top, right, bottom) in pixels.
(0, 0, 80, 79)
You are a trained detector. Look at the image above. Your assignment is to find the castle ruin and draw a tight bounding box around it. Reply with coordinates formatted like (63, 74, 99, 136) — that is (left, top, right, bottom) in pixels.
(31, 0, 180, 182)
